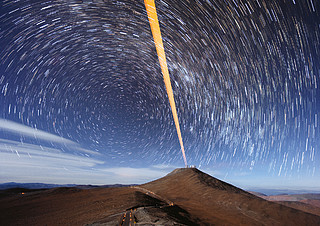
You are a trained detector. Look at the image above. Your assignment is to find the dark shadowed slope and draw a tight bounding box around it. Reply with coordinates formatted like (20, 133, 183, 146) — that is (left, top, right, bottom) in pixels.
(141, 168, 320, 225)
(0, 184, 196, 225)
(0, 187, 138, 225)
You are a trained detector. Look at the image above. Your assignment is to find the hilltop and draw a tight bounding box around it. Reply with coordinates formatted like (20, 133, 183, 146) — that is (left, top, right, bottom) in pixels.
(141, 168, 320, 225)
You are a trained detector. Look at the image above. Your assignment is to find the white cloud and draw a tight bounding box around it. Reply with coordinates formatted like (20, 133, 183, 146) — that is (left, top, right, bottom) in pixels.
(151, 164, 179, 170)
(0, 119, 100, 156)
(101, 167, 168, 182)
(0, 149, 169, 184)
(75, 146, 102, 156)
(0, 119, 172, 185)
(0, 119, 74, 144)
(0, 137, 172, 185)
(0, 139, 107, 184)
(0, 139, 103, 167)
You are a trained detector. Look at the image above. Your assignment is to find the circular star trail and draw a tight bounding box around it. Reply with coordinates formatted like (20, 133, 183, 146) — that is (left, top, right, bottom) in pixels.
(0, 0, 319, 177)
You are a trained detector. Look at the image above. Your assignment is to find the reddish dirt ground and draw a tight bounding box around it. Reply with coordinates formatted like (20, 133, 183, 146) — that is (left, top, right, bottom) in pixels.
(1, 168, 320, 225)
(141, 168, 320, 225)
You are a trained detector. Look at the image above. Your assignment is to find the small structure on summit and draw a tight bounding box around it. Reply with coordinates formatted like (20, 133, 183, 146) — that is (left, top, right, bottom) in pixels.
(186, 165, 196, 168)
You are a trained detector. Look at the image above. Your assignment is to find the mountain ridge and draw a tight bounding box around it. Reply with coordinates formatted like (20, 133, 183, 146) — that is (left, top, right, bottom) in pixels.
(0, 182, 135, 190)
(140, 168, 320, 225)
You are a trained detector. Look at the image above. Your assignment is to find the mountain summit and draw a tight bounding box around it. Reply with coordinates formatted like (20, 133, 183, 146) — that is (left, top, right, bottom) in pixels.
(1, 168, 320, 225)
(141, 168, 320, 225)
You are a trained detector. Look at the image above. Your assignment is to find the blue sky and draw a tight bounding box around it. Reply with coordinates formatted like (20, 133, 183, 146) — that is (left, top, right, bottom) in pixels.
(1, 118, 319, 191)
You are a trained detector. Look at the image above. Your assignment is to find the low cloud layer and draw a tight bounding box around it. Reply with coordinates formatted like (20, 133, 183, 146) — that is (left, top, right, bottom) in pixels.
(0, 137, 174, 184)
(0, 119, 100, 156)
(0, 119, 74, 144)
(0, 119, 174, 184)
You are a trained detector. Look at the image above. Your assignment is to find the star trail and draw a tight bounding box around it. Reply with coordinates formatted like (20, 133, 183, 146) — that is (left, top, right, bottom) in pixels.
(0, 0, 319, 187)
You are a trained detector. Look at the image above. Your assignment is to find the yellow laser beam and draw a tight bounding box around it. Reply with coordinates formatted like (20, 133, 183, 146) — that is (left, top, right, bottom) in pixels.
(144, 0, 187, 167)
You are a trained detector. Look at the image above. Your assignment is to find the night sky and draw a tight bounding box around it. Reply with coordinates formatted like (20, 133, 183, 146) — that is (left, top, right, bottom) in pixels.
(0, 0, 320, 189)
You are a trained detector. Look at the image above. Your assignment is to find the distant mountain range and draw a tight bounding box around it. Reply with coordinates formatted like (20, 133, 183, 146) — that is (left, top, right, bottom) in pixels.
(0, 182, 134, 190)
(2, 182, 320, 196)
(247, 188, 320, 196)
(0, 182, 76, 190)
